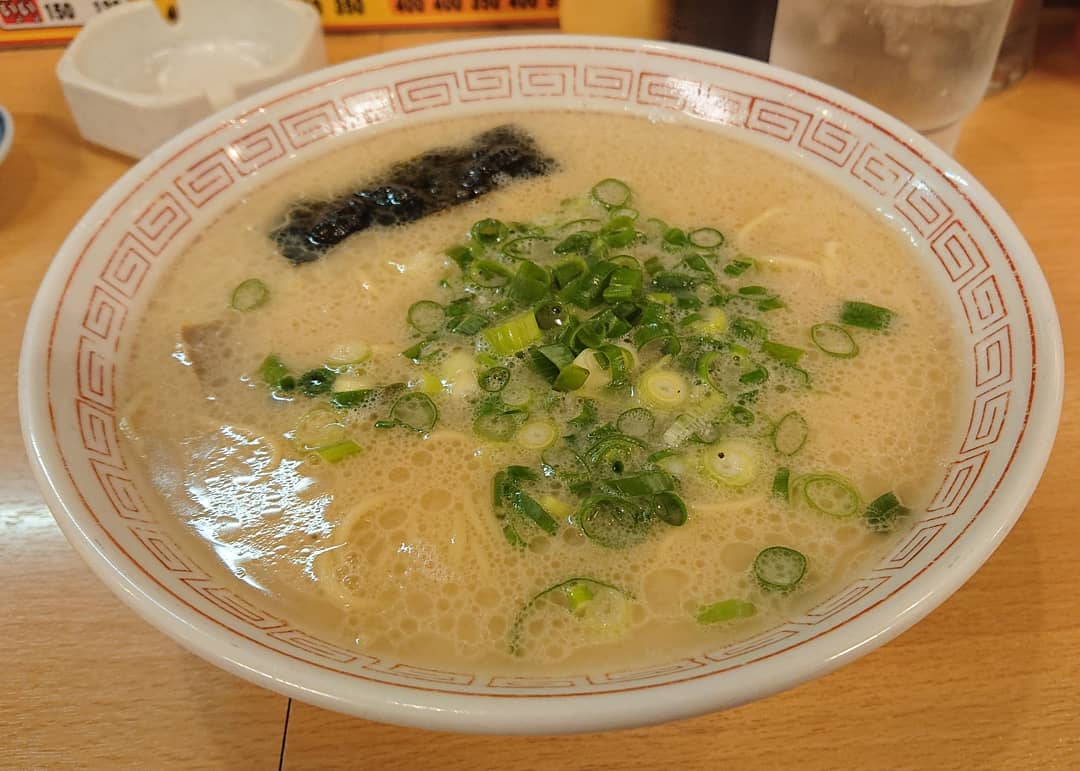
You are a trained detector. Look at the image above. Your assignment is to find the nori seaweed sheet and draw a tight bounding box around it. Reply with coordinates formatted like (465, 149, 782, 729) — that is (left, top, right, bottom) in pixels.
(272, 124, 555, 264)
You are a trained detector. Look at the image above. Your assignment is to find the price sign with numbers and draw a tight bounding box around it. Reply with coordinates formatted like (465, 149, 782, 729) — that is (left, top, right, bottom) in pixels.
(0, 0, 558, 48)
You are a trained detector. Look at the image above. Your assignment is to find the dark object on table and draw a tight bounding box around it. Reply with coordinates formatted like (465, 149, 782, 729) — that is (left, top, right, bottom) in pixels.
(670, 0, 779, 61)
(272, 124, 554, 264)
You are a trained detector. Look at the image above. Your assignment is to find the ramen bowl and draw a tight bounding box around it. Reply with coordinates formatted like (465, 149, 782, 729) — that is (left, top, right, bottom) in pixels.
(19, 36, 1063, 734)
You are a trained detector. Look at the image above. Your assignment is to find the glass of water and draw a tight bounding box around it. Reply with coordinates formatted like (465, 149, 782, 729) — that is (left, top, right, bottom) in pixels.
(769, 0, 1013, 153)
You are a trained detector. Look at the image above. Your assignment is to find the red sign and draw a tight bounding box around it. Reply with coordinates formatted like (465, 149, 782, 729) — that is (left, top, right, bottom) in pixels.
(0, 1, 42, 25)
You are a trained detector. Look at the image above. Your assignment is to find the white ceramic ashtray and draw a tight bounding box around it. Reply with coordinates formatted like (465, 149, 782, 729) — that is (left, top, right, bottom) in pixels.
(56, 0, 326, 159)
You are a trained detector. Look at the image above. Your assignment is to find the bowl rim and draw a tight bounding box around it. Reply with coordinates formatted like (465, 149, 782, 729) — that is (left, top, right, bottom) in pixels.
(19, 34, 1065, 734)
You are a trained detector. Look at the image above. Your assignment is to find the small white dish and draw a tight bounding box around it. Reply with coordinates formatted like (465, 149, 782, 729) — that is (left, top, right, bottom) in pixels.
(56, 0, 326, 159)
(0, 105, 13, 166)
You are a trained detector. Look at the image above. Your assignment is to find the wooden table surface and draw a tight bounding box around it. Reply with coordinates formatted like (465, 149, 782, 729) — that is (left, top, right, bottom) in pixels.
(3, 13, 1079, 771)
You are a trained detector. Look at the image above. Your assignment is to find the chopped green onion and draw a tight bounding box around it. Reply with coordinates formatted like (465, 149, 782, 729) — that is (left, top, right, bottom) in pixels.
(697, 350, 733, 393)
(467, 258, 512, 288)
(327, 341, 371, 366)
(773, 411, 808, 456)
(483, 311, 542, 355)
(723, 258, 754, 277)
(553, 232, 595, 256)
(688, 307, 728, 337)
(516, 420, 559, 450)
(502, 522, 526, 549)
(840, 300, 894, 331)
(258, 354, 292, 390)
(314, 439, 362, 464)
(595, 345, 633, 391)
(651, 271, 698, 291)
(445, 244, 474, 271)
(559, 218, 601, 233)
(602, 265, 643, 303)
(568, 399, 598, 430)
(662, 227, 690, 250)
(688, 227, 724, 249)
(865, 491, 910, 533)
(330, 389, 376, 409)
(401, 338, 438, 363)
(298, 367, 336, 396)
(500, 381, 532, 409)
(772, 467, 791, 500)
(559, 261, 617, 309)
(387, 392, 438, 433)
(551, 259, 588, 292)
(530, 343, 575, 381)
(554, 364, 590, 392)
(606, 471, 674, 497)
(447, 313, 489, 336)
(581, 307, 632, 342)
(730, 317, 767, 340)
(697, 599, 756, 624)
(584, 434, 646, 471)
(470, 218, 508, 246)
(591, 178, 632, 209)
(444, 297, 472, 317)
(753, 546, 807, 593)
(633, 304, 681, 355)
(599, 215, 637, 248)
(510, 488, 559, 535)
(797, 473, 861, 518)
(474, 411, 523, 442)
(683, 253, 714, 274)
(738, 285, 769, 296)
(541, 444, 589, 481)
(616, 407, 655, 438)
(508, 577, 631, 654)
(729, 405, 755, 425)
(649, 491, 688, 526)
(578, 495, 648, 549)
(701, 439, 760, 487)
(757, 297, 786, 312)
(508, 260, 551, 305)
(478, 366, 511, 392)
(762, 340, 805, 367)
(507, 464, 540, 482)
(494, 466, 558, 537)
(739, 366, 769, 385)
(502, 236, 552, 260)
(539, 494, 574, 520)
(639, 369, 688, 410)
(534, 301, 566, 330)
(662, 413, 700, 448)
(811, 322, 859, 358)
(564, 581, 594, 612)
(406, 300, 446, 334)
(295, 407, 346, 448)
(231, 278, 269, 311)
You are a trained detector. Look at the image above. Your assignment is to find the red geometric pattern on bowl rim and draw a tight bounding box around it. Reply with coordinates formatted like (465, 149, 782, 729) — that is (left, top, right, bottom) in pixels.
(41, 42, 1038, 698)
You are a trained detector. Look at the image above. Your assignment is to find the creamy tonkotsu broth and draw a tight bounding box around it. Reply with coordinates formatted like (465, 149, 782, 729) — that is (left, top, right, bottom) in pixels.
(120, 113, 962, 675)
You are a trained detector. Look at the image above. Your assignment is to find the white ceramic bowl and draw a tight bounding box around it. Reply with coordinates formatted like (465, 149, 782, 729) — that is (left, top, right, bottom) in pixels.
(20, 36, 1063, 734)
